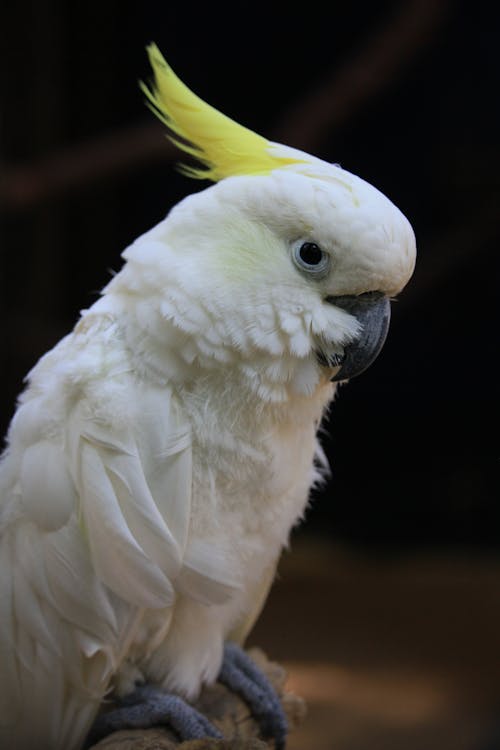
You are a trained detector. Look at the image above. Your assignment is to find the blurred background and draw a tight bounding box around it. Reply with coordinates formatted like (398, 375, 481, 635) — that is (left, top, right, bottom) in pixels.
(1, 1, 499, 748)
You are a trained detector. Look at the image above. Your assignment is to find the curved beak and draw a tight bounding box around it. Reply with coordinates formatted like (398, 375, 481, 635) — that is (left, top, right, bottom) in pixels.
(321, 292, 391, 382)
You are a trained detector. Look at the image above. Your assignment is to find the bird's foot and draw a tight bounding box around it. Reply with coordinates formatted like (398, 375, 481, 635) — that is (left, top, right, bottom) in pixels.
(85, 684, 222, 747)
(218, 642, 288, 750)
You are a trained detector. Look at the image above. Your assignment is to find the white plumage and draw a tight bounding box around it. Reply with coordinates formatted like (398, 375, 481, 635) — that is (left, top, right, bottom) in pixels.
(0, 50, 416, 750)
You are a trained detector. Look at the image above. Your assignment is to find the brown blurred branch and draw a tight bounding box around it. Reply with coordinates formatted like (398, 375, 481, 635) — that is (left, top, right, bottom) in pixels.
(0, 1, 449, 213)
(0, 122, 172, 211)
(397, 195, 498, 313)
(271, 0, 450, 150)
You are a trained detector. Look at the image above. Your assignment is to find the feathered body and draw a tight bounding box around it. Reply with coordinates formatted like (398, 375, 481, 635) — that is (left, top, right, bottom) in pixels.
(0, 46, 416, 750)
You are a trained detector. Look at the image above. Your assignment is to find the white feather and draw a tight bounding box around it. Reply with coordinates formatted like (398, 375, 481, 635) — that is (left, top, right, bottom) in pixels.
(20, 441, 76, 530)
(177, 539, 241, 606)
(78, 440, 175, 609)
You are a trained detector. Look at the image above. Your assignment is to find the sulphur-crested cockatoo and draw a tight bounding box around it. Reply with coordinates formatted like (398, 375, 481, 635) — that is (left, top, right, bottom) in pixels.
(0, 44, 416, 750)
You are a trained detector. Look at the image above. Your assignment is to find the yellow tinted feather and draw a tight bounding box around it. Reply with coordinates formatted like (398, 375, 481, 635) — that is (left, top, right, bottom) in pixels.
(142, 43, 305, 181)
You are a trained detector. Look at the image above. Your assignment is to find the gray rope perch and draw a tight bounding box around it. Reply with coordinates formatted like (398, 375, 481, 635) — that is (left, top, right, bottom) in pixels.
(89, 648, 306, 749)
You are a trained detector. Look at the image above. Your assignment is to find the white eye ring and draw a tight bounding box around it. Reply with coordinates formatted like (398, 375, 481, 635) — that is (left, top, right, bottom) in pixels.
(292, 241, 331, 279)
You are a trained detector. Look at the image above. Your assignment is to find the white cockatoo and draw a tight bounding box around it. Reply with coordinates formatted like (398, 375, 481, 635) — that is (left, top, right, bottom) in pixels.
(0, 44, 416, 750)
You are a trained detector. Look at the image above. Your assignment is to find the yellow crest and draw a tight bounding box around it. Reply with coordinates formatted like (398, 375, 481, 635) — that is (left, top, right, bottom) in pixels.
(141, 44, 306, 181)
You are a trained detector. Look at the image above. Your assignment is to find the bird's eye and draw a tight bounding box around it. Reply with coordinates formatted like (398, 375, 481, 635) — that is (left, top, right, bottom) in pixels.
(292, 242, 330, 278)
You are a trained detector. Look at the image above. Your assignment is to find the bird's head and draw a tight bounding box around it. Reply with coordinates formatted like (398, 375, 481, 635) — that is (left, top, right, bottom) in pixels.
(109, 45, 415, 394)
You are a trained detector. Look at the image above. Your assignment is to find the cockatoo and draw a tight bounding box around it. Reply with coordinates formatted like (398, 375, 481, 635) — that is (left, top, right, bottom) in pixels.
(0, 44, 416, 750)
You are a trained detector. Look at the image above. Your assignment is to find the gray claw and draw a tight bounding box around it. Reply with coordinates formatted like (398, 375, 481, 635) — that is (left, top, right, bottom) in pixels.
(218, 642, 288, 750)
(86, 686, 222, 747)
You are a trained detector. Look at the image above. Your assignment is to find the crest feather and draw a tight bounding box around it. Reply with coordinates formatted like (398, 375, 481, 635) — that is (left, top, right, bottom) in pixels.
(141, 44, 306, 181)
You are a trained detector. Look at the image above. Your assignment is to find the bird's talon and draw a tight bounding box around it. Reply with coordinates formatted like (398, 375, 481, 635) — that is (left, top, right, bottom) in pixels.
(85, 686, 222, 746)
(218, 642, 288, 750)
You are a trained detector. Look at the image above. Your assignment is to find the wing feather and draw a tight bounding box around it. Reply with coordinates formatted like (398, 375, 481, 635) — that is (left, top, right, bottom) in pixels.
(13, 531, 63, 660)
(0, 366, 241, 748)
(0, 535, 21, 723)
(42, 522, 119, 640)
(105, 451, 181, 578)
(178, 538, 241, 605)
(79, 440, 175, 609)
(20, 441, 76, 530)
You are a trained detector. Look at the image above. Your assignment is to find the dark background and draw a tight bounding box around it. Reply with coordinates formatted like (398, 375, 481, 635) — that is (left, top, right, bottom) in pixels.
(1, 0, 498, 553)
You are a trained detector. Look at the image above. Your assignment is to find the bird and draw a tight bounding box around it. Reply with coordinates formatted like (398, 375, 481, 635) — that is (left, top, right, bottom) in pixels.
(0, 42, 416, 750)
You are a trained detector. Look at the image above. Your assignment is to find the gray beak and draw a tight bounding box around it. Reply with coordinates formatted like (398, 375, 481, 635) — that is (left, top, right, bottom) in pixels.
(322, 292, 391, 382)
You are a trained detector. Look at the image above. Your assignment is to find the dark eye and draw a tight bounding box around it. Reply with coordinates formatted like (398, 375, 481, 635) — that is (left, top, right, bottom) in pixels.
(299, 242, 323, 265)
(292, 241, 330, 278)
